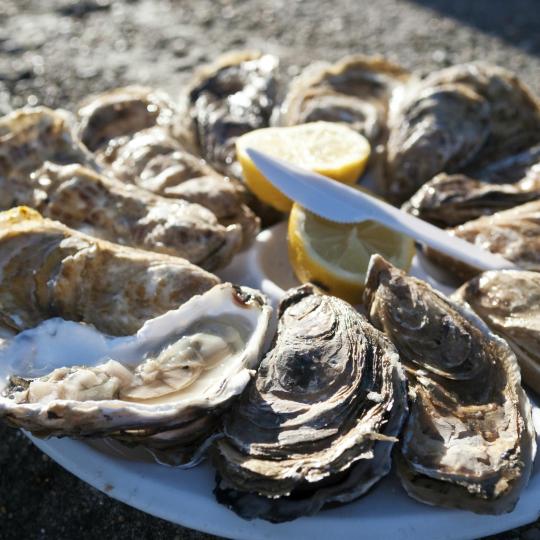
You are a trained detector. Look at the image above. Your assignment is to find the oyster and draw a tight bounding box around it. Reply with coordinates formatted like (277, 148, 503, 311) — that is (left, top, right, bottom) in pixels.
(384, 82, 490, 203)
(77, 89, 260, 247)
(18, 162, 242, 270)
(425, 199, 540, 280)
(0, 107, 95, 207)
(213, 284, 408, 522)
(77, 86, 176, 155)
(403, 172, 540, 227)
(384, 63, 540, 203)
(177, 51, 279, 178)
(363, 255, 536, 514)
(0, 283, 272, 466)
(278, 55, 410, 147)
(454, 270, 540, 394)
(0, 207, 219, 336)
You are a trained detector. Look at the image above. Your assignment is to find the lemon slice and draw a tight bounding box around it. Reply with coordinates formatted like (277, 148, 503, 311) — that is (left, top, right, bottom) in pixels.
(288, 203, 415, 304)
(236, 122, 371, 212)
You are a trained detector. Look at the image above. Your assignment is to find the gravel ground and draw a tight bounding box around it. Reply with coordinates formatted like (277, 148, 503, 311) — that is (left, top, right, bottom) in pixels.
(1, 1, 540, 539)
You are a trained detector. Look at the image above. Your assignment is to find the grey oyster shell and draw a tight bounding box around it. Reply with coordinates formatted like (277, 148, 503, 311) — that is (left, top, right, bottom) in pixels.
(212, 284, 408, 523)
(77, 87, 260, 248)
(363, 255, 536, 514)
(454, 270, 540, 394)
(425, 199, 540, 280)
(0, 283, 272, 467)
(384, 63, 540, 203)
(278, 55, 410, 148)
(176, 51, 279, 179)
(0, 207, 219, 336)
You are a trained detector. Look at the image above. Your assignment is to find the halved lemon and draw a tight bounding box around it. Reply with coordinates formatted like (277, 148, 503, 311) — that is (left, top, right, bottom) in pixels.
(288, 203, 415, 304)
(236, 122, 371, 212)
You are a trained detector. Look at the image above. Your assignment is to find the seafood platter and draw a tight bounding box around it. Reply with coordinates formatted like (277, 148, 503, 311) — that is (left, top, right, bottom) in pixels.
(1, 51, 540, 538)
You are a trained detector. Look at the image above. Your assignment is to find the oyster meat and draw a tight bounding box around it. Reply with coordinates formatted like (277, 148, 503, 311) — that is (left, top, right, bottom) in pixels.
(176, 51, 279, 178)
(384, 63, 540, 203)
(455, 270, 540, 394)
(278, 55, 410, 148)
(213, 284, 408, 522)
(426, 199, 540, 280)
(77, 89, 260, 247)
(18, 162, 242, 270)
(0, 206, 219, 336)
(363, 255, 536, 514)
(0, 283, 272, 466)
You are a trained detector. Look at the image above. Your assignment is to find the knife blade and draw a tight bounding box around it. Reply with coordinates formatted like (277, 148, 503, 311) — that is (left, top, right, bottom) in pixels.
(246, 148, 516, 273)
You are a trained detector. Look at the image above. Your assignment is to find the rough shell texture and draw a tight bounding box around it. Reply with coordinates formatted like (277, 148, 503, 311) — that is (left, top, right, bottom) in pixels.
(25, 162, 242, 270)
(403, 172, 540, 227)
(0, 207, 219, 336)
(363, 255, 536, 514)
(384, 82, 490, 203)
(213, 284, 408, 523)
(426, 199, 540, 280)
(454, 270, 540, 394)
(176, 50, 279, 179)
(0, 283, 272, 467)
(278, 55, 410, 147)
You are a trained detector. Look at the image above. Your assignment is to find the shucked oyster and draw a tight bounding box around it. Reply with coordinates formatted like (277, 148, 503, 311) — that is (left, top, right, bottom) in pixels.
(77, 88, 260, 247)
(455, 270, 540, 394)
(364, 255, 536, 514)
(213, 285, 408, 522)
(384, 63, 540, 203)
(0, 283, 272, 466)
(0, 207, 219, 336)
(177, 51, 279, 179)
(278, 55, 410, 148)
(426, 199, 540, 280)
(17, 162, 242, 270)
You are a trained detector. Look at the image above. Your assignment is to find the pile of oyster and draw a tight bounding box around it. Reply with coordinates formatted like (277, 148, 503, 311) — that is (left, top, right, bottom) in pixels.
(0, 50, 539, 523)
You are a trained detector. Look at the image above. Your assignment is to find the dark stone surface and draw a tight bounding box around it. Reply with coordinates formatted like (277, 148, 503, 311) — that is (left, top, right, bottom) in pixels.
(1, 1, 540, 538)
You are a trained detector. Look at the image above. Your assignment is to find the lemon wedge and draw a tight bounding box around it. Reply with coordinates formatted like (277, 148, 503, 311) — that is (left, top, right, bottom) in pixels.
(236, 122, 371, 212)
(288, 203, 415, 304)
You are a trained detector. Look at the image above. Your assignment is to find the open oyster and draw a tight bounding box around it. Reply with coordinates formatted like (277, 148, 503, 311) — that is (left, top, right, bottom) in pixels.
(0, 283, 272, 466)
(176, 51, 279, 179)
(278, 55, 410, 148)
(425, 199, 540, 280)
(384, 63, 540, 203)
(0, 107, 95, 207)
(403, 172, 540, 227)
(77, 88, 260, 247)
(0, 207, 219, 336)
(364, 255, 536, 514)
(455, 270, 540, 394)
(19, 162, 242, 270)
(213, 284, 408, 522)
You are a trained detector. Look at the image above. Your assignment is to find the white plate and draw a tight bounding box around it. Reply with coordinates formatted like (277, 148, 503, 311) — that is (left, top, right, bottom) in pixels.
(28, 222, 540, 540)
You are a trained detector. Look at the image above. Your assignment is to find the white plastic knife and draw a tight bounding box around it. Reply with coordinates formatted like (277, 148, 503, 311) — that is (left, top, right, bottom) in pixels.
(246, 148, 517, 272)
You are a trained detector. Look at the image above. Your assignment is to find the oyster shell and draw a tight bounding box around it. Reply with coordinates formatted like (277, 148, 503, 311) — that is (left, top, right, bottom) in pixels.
(0, 283, 272, 466)
(454, 270, 540, 394)
(425, 199, 540, 280)
(363, 255, 536, 514)
(0, 107, 95, 207)
(384, 63, 540, 203)
(77, 89, 260, 247)
(0, 206, 219, 336)
(384, 82, 490, 203)
(403, 172, 540, 227)
(213, 284, 408, 522)
(21, 162, 242, 270)
(176, 51, 279, 179)
(278, 55, 410, 147)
